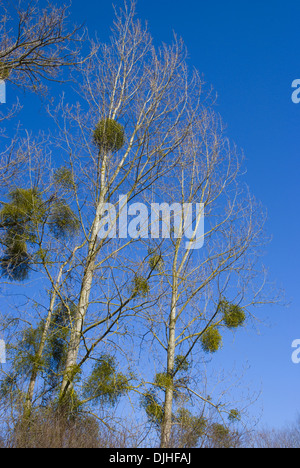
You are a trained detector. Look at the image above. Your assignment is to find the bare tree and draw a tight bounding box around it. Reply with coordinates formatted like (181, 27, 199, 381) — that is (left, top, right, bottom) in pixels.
(51, 1, 202, 403)
(0, 0, 87, 93)
(0, 0, 94, 205)
(248, 417, 300, 448)
(136, 111, 277, 448)
(0, 0, 197, 419)
(0, 0, 87, 416)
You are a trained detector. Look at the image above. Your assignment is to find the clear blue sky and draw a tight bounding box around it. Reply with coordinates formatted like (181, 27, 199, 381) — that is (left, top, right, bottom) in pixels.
(6, 0, 300, 429)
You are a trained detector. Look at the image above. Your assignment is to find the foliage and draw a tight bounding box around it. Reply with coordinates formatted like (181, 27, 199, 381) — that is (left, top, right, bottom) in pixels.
(53, 167, 74, 191)
(44, 301, 77, 391)
(0, 188, 79, 279)
(155, 372, 173, 390)
(0, 374, 18, 399)
(0, 301, 76, 406)
(148, 249, 164, 272)
(201, 326, 222, 353)
(0, 188, 44, 280)
(83, 355, 129, 406)
(13, 324, 46, 375)
(132, 275, 149, 298)
(93, 119, 125, 153)
(175, 408, 207, 447)
(57, 386, 82, 418)
(208, 423, 237, 448)
(0, 322, 45, 402)
(220, 299, 246, 329)
(141, 391, 164, 427)
(0, 61, 10, 80)
(0, 241, 30, 281)
(35, 248, 50, 263)
(174, 355, 190, 373)
(228, 409, 241, 422)
(0, 188, 44, 224)
(49, 200, 80, 239)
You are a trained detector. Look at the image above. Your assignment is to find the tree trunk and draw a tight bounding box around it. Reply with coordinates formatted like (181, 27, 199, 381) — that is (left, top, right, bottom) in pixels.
(59, 253, 96, 399)
(160, 276, 178, 448)
(60, 152, 107, 400)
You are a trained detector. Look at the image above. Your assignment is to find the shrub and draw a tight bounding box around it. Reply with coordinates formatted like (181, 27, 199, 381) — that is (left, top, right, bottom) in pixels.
(175, 408, 207, 447)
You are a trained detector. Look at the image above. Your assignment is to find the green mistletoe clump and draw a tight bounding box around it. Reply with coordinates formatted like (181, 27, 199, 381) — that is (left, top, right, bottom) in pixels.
(201, 326, 222, 353)
(0, 61, 10, 80)
(132, 275, 149, 298)
(220, 299, 246, 329)
(93, 119, 125, 153)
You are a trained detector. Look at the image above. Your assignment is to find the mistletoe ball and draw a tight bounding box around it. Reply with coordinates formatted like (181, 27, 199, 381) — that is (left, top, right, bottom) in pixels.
(93, 118, 125, 152)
